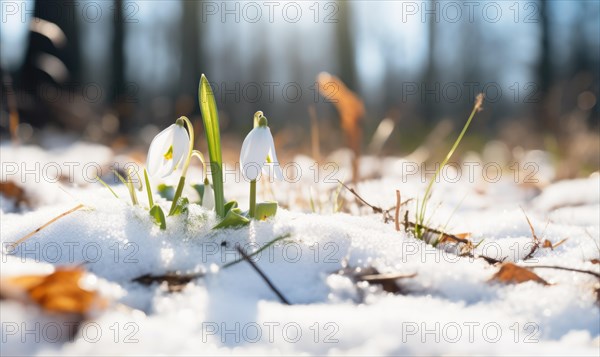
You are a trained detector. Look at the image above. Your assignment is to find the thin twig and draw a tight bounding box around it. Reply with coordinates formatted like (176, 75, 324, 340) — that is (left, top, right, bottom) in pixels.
(521, 207, 541, 260)
(236, 246, 291, 305)
(403, 220, 471, 244)
(359, 272, 417, 282)
(394, 190, 401, 232)
(527, 265, 600, 279)
(7, 204, 85, 251)
(222, 234, 291, 269)
(337, 180, 412, 220)
(337, 180, 382, 213)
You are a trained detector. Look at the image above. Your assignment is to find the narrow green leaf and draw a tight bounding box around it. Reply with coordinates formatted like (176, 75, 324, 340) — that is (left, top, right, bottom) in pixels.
(254, 202, 278, 220)
(168, 176, 186, 216)
(95, 175, 119, 198)
(144, 169, 154, 207)
(212, 207, 250, 230)
(149, 205, 166, 230)
(224, 200, 238, 215)
(199, 74, 225, 217)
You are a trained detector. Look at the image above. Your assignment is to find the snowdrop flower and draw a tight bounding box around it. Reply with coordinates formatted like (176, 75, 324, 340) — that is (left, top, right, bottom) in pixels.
(147, 120, 191, 178)
(241, 111, 281, 219)
(240, 112, 283, 182)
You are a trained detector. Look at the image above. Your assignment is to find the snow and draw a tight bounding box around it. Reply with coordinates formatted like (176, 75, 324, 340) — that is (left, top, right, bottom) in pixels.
(1, 143, 599, 355)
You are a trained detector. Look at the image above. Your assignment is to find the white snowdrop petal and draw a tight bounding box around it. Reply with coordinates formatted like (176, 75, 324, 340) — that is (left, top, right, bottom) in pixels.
(147, 125, 176, 177)
(266, 128, 283, 180)
(240, 128, 270, 181)
(171, 126, 190, 170)
(272, 162, 283, 180)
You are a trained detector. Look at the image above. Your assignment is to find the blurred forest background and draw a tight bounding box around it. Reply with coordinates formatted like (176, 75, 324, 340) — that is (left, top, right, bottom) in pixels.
(1, 0, 599, 176)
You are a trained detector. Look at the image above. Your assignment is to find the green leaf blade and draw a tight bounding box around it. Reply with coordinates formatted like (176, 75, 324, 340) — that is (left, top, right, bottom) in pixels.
(150, 205, 167, 230)
(199, 74, 225, 218)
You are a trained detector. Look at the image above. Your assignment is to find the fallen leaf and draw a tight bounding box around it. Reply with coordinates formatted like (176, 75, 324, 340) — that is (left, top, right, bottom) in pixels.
(337, 266, 416, 294)
(490, 263, 549, 285)
(542, 240, 553, 249)
(1, 267, 106, 315)
(542, 238, 568, 250)
(132, 272, 204, 293)
(0, 181, 28, 207)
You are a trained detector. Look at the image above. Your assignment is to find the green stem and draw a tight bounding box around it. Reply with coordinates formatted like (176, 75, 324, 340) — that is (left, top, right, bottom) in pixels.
(169, 176, 186, 215)
(417, 99, 481, 233)
(144, 169, 154, 207)
(249, 180, 256, 219)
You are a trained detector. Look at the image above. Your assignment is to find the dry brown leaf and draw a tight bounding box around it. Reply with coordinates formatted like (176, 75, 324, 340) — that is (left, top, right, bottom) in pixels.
(337, 266, 416, 294)
(316, 72, 365, 181)
(132, 272, 204, 293)
(490, 263, 549, 285)
(0, 181, 28, 207)
(542, 240, 553, 249)
(437, 232, 471, 245)
(542, 238, 568, 250)
(590, 259, 600, 265)
(2, 267, 106, 315)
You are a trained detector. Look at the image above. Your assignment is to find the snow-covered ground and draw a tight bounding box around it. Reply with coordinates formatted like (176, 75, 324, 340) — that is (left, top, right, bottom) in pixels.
(1, 143, 599, 356)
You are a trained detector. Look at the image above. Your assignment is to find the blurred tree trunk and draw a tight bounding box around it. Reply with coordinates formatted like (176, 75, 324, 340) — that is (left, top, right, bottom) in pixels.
(423, 0, 437, 123)
(571, 2, 598, 127)
(179, 0, 203, 115)
(535, 0, 553, 133)
(336, 1, 356, 90)
(111, 0, 131, 130)
(112, 0, 125, 103)
(18, 0, 82, 127)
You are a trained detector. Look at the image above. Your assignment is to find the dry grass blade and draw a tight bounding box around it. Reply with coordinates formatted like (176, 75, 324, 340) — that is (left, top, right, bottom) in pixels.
(521, 207, 541, 260)
(7, 204, 85, 251)
(394, 190, 401, 231)
(528, 265, 600, 279)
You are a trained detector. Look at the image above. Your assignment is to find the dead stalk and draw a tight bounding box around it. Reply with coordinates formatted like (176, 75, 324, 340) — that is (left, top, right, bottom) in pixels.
(7, 204, 85, 251)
